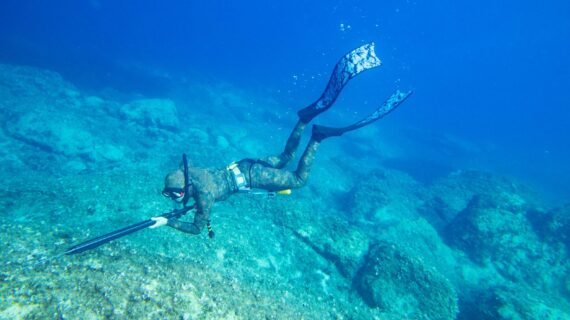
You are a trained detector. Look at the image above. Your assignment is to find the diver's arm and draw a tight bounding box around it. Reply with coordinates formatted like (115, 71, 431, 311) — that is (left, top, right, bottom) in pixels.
(167, 192, 212, 235)
(166, 218, 202, 235)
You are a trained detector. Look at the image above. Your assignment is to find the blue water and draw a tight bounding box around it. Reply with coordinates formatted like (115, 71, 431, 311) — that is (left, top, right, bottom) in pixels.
(1, 1, 570, 318)
(2, 0, 568, 200)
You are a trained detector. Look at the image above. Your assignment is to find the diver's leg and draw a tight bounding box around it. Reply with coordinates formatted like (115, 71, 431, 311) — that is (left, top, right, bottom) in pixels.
(298, 42, 381, 123)
(312, 90, 413, 142)
(261, 120, 306, 169)
(250, 139, 321, 191)
(291, 139, 320, 186)
(250, 90, 412, 190)
(260, 43, 381, 168)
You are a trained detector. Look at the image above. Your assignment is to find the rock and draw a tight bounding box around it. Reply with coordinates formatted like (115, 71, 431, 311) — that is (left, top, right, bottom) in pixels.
(7, 112, 95, 157)
(293, 218, 370, 279)
(0, 64, 72, 103)
(0, 63, 139, 172)
(185, 128, 210, 146)
(422, 170, 539, 230)
(417, 195, 458, 231)
(64, 160, 87, 172)
(96, 144, 124, 162)
(375, 216, 458, 282)
(355, 241, 458, 320)
(444, 193, 567, 292)
(347, 169, 423, 223)
(84, 96, 105, 108)
(444, 194, 535, 266)
(216, 135, 230, 149)
(120, 99, 179, 130)
(538, 204, 570, 250)
(6, 111, 125, 165)
(461, 284, 570, 319)
(274, 203, 370, 279)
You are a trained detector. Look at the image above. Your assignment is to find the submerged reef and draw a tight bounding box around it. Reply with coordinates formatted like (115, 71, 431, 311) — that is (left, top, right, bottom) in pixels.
(355, 241, 458, 320)
(445, 193, 567, 291)
(534, 204, 570, 251)
(1, 63, 570, 319)
(119, 98, 180, 131)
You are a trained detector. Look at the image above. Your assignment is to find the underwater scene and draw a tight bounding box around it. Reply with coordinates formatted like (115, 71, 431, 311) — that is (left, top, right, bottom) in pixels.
(1, 1, 569, 319)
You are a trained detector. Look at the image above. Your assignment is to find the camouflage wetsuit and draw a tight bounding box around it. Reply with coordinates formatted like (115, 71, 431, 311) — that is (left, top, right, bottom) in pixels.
(167, 43, 412, 235)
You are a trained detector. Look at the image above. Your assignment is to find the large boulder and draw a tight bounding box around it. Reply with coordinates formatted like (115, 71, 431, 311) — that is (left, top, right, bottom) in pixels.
(355, 241, 458, 320)
(291, 218, 370, 279)
(271, 199, 371, 279)
(120, 99, 179, 130)
(7, 112, 93, 156)
(0, 64, 132, 171)
(0, 64, 80, 114)
(5, 112, 124, 164)
(420, 170, 539, 230)
(374, 216, 458, 282)
(347, 169, 423, 223)
(536, 204, 570, 250)
(444, 193, 567, 292)
(460, 284, 570, 320)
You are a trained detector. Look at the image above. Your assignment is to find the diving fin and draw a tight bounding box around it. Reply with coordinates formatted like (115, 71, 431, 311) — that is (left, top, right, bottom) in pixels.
(298, 42, 382, 123)
(312, 90, 413, 142)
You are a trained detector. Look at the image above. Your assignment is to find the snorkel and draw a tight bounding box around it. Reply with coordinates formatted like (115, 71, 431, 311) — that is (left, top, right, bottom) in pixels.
(182, 153, 191, 206)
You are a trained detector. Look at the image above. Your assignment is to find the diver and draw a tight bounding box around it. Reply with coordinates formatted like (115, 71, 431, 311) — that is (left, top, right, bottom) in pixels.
(151, 43, 412, 236)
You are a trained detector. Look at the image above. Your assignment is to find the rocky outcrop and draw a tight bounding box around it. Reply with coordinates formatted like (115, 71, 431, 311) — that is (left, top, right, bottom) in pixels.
(536, 204, 570, 250)
(354, 241, 458, 320)
(0, 64, 189, 171)
(347, 169, 423, 223)
(5, 111, 124, 163)
(460, 284, 570, 319)
(271, 200, 371, 280)
(444, 193, 568, 294)
(119, 99, 179, 131)
(420, 170, 539, 230)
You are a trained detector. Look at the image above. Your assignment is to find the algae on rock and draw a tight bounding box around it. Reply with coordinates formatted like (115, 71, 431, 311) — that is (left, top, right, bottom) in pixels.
(355, 241, 458, 320)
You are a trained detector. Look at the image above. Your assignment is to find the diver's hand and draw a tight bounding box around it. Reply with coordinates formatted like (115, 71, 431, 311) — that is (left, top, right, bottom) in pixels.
(149, 216, 168, 229)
